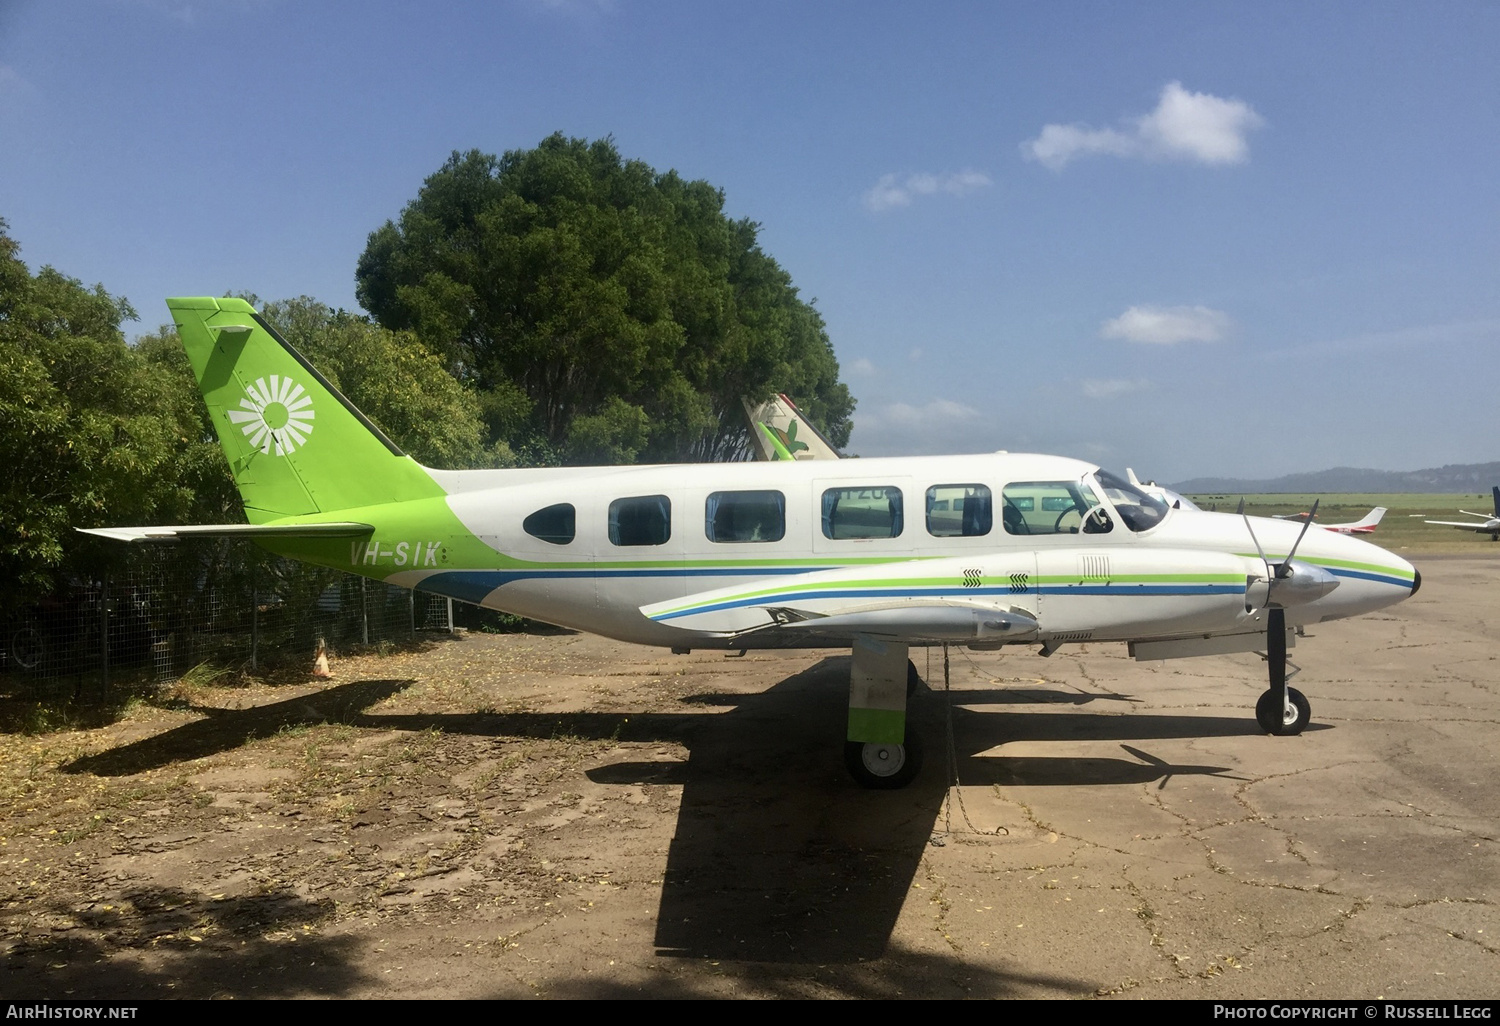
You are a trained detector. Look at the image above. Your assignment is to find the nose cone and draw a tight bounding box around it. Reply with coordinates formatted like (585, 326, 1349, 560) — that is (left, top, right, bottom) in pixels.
(1410, 567, 1422, 596)
(1287, 530, 1419, 622)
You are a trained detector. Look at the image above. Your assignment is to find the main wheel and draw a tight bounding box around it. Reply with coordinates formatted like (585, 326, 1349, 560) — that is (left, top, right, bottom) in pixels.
(907, 658, 923, 697)
(10, 624, 43, 671)
(1255, 686, 1311, 735)
(845, 733, 923, 790)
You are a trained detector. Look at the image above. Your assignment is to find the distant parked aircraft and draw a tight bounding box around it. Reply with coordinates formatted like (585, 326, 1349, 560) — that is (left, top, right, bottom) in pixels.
(1274, 507, 1386, 535)
(1425, 487, 1500, 540)
(1125, 469, 1200, 512)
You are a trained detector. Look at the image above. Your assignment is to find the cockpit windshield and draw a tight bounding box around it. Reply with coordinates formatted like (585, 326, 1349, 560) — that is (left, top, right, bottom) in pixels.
(1092, 469, 1170, 533)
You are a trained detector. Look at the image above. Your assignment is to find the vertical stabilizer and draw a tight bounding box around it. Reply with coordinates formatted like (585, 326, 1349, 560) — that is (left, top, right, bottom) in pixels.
(167, 297, 443, 521)
(742, 394, 842, 461)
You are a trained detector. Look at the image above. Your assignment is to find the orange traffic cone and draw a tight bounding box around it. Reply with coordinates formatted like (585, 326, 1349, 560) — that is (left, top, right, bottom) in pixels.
(312, 637, 332, 679)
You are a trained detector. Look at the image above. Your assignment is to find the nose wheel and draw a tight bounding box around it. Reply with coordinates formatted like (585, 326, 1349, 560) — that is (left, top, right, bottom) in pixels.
(1256, 686, 1310, 735)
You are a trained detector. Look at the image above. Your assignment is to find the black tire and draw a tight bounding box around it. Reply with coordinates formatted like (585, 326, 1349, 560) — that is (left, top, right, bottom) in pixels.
(844, 732, 924, 790)
(10, 624, 44, 672)
(1256, 686, 1311, 735)
(907, 658, 923, 697)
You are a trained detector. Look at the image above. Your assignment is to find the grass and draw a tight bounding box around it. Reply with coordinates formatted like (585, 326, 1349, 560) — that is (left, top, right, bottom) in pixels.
(1184, 491, 1500, 554)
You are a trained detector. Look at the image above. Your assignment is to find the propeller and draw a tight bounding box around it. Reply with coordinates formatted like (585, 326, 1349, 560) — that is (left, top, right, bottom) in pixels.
(1241, 499, 1338, 613)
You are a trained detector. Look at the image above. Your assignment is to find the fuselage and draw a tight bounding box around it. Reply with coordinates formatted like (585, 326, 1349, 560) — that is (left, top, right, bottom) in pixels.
(275, 451, 1419, 651)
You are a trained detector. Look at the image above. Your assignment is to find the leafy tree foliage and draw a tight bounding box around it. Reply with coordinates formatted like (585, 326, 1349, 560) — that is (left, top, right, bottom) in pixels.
(356, 134, 853, 463)
(254, 297, 504, 470)
(0, 221, 205, 609)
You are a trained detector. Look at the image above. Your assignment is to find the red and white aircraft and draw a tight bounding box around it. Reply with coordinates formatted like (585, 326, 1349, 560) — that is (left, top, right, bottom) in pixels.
(1274, 507, 1386, 535)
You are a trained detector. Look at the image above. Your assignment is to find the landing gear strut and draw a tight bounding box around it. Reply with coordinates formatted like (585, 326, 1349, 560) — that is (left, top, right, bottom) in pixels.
(844, 637, 925, 789)
(1258, 606, 1311, 735)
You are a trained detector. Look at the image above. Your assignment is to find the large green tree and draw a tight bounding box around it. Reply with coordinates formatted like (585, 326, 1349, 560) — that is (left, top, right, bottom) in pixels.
(356, 134, 853, 464)
(0, 220, 209, 609)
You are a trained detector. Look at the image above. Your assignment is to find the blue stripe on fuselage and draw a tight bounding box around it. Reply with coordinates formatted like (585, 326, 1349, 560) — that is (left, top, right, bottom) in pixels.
(649, 583, 1244, 622)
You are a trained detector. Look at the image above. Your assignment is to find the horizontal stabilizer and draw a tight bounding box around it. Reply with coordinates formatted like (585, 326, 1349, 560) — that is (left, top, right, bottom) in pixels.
(78, 522, 373, 543)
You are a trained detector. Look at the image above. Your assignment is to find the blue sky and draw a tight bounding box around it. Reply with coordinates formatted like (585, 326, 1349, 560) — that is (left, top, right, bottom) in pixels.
(2, 1, 1497, 480)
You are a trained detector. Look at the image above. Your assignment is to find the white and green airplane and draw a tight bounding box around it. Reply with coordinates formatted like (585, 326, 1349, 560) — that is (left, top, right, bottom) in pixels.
(86, 297, 1421, 788)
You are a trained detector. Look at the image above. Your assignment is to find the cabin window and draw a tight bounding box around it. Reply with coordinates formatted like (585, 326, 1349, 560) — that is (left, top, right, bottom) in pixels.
(609, 495, 671, 546)
(821, 486, 904, 539)
(1002, 481, 1112, 536)
(706, 490, 786, 543)
(926, 484, 992, 538)
(523, 503, 575, 545)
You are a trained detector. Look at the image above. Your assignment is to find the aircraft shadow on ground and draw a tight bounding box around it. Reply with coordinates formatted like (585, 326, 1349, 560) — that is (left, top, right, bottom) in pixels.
(61, 657, 1310, 969)
(63, 678, 414, 776)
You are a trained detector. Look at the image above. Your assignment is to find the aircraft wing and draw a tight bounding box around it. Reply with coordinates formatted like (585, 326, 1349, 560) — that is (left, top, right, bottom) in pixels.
(640, 558, 1040, 643)
(78, 522, 373, 543)
(1423, 520, 1494, 531)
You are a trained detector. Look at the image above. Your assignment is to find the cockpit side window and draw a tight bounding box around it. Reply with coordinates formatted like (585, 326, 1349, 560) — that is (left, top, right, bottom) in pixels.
(1002, 481, 1112, 535)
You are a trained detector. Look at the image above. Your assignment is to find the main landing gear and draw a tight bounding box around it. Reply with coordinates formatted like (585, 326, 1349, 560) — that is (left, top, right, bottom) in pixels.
(844, 732, 924, 790)
(844, 641, 925, 789)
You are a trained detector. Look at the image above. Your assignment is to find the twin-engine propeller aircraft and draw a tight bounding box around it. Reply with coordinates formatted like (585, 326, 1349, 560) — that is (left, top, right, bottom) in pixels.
(1425, 487, 1500, 541)
(1274, 507, 1387, 535)
(85, 298, 1422, 788)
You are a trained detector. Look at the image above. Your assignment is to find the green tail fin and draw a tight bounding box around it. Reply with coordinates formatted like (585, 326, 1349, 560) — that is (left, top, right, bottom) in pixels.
(168, 297, 444, 521)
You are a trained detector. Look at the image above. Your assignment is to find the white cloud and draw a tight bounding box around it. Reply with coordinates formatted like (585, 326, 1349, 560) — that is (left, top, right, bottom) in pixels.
(1081, 378, 1150, 399)
(880, 399, 984, 427)
(848, 357, 877, 376)
(862, 169, 992, 212)
(1023, 82, 1264, 171)
(1101, 305, 1230, 345)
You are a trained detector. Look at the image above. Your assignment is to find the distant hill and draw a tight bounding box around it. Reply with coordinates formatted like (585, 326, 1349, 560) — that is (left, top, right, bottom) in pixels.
(1173, 461, 1500, 495)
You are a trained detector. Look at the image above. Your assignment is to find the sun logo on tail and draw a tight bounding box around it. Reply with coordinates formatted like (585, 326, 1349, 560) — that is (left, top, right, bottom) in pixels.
(226, 375, 315, 455)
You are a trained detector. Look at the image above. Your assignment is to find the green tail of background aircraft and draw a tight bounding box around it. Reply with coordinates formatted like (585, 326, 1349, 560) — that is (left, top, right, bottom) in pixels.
(86, 297, 1420, 789)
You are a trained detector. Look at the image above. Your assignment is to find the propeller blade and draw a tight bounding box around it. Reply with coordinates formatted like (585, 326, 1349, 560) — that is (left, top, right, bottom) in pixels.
(1241, 504, 1269, 575)
(1280, 499, 1321, 575)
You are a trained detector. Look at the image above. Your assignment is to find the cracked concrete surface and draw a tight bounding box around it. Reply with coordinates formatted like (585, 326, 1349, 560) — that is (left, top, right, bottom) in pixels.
(0, 556, 1494, 998)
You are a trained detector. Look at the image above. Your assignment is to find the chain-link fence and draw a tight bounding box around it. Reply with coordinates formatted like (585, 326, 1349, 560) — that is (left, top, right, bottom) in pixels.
(1, 541, 458, 699)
